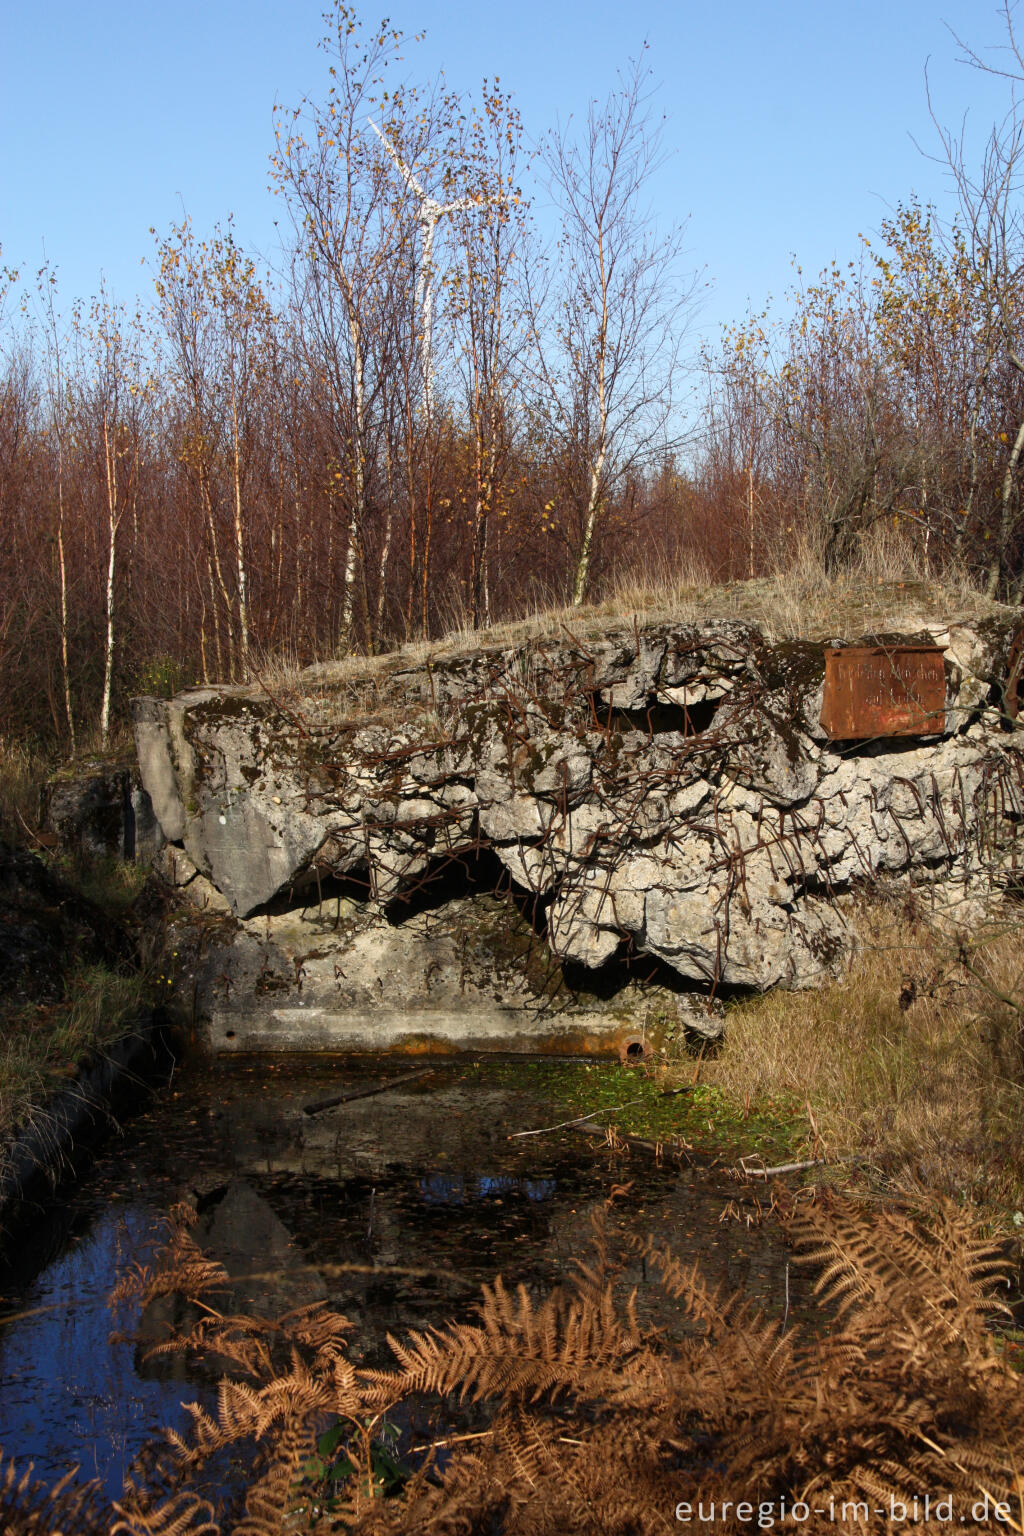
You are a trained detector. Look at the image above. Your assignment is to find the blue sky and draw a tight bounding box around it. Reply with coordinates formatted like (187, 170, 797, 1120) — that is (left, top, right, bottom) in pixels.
(0, 1, 1016, 347)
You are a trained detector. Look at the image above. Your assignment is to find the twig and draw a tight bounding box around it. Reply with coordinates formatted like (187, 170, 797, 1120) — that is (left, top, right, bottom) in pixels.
(569, 1123, 686, 1158)
(14, 805, 57, 849)
(914, 1430, 1024, 1536)
(508, 1099, 642, 1138)
(739, 1154, 858, 1178)
(303, 1066, 436, 1116)
(958, 952, 1024, 1018)
(420, 1430, 494, 1453)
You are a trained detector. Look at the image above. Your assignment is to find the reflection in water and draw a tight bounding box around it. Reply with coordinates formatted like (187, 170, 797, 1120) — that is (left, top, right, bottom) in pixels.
(0, 1204, 208, 1499)
(197, 1177, 328, 1316)
(0, 1057, 806, 1500)
(418, 1173, 558, 1205)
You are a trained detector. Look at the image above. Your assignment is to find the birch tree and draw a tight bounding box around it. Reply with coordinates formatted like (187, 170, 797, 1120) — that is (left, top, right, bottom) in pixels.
(156, 222, 236, 680)
(448, 84, 530, 628)
(77, 291, 148, 747)
(272, 5, 420, 647)
(38, 267, 77, 751)
(933, 3, 1024, 597)
(532, 56, 696, 606)
(155, 219, 274, 679)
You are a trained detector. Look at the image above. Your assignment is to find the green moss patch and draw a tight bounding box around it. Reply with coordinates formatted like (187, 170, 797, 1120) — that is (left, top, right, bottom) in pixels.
(471, 1059, 806, 1165)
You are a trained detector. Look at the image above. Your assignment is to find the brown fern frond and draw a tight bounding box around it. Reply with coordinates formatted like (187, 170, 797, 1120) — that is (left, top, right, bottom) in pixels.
(110, 1487, 220, 1536)
(632, 1237, 746, 1337)
(281, 1301, 355, 1361)
(330, 1353, 367, 1418)
(213, 1378, 270, 1441)
(110, 1206, 230, 1311)
(784, 1193, 1011, 1355)
(641, 1236, 797, 1409)
(141, 1302, 349, 1390)
(0, 1453, 114, 1536)
(231, 1418, 319, 1536)
(352, 1443, 510, 1536)
(373, 1271, 644, 1408)
(564, 1207, 624, 1302)
(98, 1189, 1024, 1535)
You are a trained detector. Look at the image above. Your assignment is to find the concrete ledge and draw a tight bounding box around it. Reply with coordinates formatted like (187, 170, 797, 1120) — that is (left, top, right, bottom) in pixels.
(209, 1006, 643, 1057)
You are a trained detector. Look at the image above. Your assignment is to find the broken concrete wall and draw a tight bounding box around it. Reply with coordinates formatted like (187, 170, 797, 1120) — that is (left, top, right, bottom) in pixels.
(41, 764, 164, 863)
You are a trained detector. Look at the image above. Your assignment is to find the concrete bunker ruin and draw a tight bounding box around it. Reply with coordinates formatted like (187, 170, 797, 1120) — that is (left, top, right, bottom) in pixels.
(132, 603, 1024, 1055)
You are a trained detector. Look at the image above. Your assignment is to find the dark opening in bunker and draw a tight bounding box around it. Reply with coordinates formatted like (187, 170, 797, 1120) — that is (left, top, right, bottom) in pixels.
(382, 847, 552, 938)
(561, 945, 694, 1001)
(605, 692, 721, 738)
(250, 866, 374, 922)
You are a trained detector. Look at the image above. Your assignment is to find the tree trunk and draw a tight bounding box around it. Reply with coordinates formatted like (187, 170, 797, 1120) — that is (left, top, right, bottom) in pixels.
(988, 403, 1024, 597)
(230, 393, 250, 679)
(571, 449, 605, 607)
(99, 409, 118, 749)
(340, 309, 366, 646)
(55, 442, 75, 755)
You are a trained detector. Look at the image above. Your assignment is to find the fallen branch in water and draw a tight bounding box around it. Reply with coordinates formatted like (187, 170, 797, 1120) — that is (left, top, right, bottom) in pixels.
(508, 1100, 642, 1138)
(303, 1066, 436, 1116)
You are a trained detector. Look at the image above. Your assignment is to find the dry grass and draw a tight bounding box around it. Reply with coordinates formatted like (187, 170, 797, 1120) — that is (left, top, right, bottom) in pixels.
(0, 735, 152, 1172)
(49, 849, 150, 914)
(242, 544, 1008, 726)
(0, 963, 147, 1151)
(586, 529, 988, 645)
(1, 725, 139, 848)
(698, 894, 1024, 1215)
(0, 734, 49, 843)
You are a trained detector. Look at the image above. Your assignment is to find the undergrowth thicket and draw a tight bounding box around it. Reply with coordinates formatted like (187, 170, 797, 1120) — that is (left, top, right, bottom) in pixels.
(0, 833, 151, 1174)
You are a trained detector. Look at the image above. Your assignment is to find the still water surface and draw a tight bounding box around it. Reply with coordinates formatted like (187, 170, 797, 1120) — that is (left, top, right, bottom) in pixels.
(0, 1055, 804, 1500)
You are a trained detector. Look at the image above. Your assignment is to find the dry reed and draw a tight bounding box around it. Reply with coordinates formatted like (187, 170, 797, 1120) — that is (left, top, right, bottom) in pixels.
(701, 895, 1024, 1213)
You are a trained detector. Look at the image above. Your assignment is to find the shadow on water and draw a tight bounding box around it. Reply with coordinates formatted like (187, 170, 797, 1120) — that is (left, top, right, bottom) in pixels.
(0, 1055, 809, 1500)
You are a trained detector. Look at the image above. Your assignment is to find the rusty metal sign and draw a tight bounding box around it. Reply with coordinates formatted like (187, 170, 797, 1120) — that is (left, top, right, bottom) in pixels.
(821, 645, 946, 739)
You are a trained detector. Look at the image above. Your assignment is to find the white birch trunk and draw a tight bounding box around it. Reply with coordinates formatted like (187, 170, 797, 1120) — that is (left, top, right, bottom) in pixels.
(571, 448, 605, 607)
(375, 435, 395, 646)
(340, 305, 366, 642)
(571, 232, 609, 609)
(55, 437, 75, 754)
(230, 392, 250, 678)
(989, 407, 1024, 595)
(419, 215, 437, 419)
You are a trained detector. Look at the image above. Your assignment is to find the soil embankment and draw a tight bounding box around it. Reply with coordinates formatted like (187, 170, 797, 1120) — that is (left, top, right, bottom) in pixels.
(0, 842, 174, 1232)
